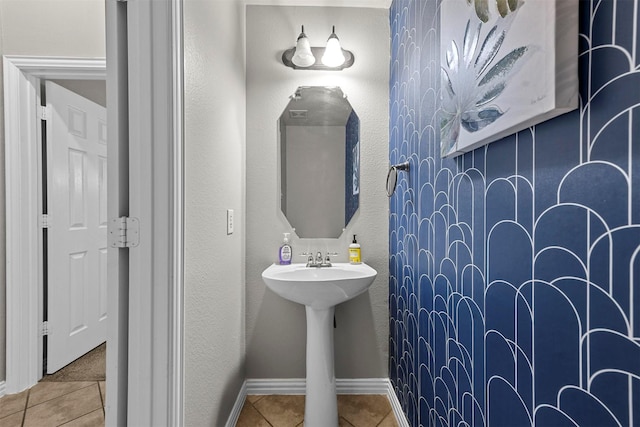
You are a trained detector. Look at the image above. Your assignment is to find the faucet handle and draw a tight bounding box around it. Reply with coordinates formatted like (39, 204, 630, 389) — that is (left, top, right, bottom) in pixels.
(321, 252, 337, 267)
(301, 252, 316, 267)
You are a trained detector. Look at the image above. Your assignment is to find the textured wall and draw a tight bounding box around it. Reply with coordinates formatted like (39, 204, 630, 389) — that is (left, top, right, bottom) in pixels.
(246, 5, 390, 379)
(184, 0, 246, 424)
(389, 0, 640, 426)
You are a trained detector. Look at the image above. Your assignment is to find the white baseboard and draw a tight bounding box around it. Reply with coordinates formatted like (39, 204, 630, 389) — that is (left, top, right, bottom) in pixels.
(224, 381, 247, 427)
(246, 378, 305, 394)
(0, 381, 5, 398)
(226, 378, 409, 426)
(245, 377, 391, 395)
(336, 378, 392, 394)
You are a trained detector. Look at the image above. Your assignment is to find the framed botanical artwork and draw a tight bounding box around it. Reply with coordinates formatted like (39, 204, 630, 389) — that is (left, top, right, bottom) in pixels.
(440, 0, 579, 157)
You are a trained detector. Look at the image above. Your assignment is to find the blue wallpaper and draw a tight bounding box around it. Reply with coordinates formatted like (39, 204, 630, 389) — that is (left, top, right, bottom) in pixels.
(388, 1, 640, 426)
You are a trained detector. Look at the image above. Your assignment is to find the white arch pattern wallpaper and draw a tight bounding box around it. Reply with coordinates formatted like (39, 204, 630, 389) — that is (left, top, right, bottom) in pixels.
(389, 0, 640, 426)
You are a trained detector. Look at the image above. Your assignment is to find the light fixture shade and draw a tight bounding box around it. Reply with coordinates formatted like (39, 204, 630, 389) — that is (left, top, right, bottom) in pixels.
(321, 27, 346, 67)
(291, 27, 315, 68)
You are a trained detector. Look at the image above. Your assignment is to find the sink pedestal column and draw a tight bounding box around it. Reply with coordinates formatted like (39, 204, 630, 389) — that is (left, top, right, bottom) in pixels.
(304, 305, 338, 427)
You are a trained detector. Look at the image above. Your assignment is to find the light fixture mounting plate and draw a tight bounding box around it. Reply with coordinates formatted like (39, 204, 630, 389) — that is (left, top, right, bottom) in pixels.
(282, 47, 355, 70)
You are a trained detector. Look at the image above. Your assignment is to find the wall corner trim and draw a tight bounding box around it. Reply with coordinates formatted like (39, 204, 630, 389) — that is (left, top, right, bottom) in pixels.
(225, 380, 247, 427)
(386, 380, 409, 427)
(0, 381, 6, 398)
(227, 378, 409, 426)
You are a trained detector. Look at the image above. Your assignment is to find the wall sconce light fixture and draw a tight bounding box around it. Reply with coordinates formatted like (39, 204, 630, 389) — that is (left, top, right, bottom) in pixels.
(291, 26, 315, 67)
(282, 26, 355, 71)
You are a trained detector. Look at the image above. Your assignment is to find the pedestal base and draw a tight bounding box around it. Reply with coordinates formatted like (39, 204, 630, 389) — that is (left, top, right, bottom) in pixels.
(304, 305, 338, 427)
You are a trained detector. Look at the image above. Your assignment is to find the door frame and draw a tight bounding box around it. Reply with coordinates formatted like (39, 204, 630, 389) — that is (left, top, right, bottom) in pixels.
(105, 0, 184, 425)
(3, 56, 108, 394)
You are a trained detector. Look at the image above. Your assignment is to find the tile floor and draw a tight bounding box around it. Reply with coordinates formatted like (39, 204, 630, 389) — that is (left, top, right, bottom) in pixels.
(2, 384, 399, 426)
(237, 394, 399, 427)
(0, 381, 105, 427)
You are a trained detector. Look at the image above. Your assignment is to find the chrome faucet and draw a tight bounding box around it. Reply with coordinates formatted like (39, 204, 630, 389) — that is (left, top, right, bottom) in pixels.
(301, 251, 336, 267)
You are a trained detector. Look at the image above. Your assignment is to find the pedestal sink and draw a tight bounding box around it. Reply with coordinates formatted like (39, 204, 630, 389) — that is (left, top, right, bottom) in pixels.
(261, 262, 377, 427)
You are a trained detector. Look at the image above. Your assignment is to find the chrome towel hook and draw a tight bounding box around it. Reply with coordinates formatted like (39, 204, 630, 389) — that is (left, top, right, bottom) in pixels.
(386, 161, 410, 197)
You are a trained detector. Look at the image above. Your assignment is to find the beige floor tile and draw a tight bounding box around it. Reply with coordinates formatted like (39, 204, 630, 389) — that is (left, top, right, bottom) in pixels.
(254, 395, 305, 427)
(60, 408, 105, 427)
(0, 389, 29, 419)
(246, 394, 264, 404)
(337, 395, 392, 427)
(339, 416, 355, 426)
(0, 410, 25, 427)
(98, 381, 106, 406)
(236, 402, 271, 427)
(295, 414, 356, 425)
(377, 411, 399, 427)
(23, 383, 102, 427)
(27, 381, 95, 407)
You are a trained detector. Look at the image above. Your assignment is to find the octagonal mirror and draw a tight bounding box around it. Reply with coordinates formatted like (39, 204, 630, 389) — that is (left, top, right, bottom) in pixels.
(279, 86, 359, 238)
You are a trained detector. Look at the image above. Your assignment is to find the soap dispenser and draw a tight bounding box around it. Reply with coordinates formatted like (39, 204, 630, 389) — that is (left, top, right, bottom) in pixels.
(279, 233, 292, 265)
(349, 234, 361, 264)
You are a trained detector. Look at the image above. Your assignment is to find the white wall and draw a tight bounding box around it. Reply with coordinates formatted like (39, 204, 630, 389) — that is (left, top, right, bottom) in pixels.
(0, 0, 106, 383)
(183, 0, 246, 424)
(0, 0, 105, 56)
(246, 5, 389, 379)
(50, 80, 107, 107)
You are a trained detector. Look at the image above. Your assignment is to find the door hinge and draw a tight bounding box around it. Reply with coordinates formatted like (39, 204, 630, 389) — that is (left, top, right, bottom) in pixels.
(40, 213, 50, 228)
(39, 105, 50, 121)
(109, 216, 140, 248)
(42, 321, 49, 336)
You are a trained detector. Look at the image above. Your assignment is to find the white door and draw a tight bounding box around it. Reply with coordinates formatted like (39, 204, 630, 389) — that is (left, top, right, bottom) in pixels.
(46, 81, 108, 373)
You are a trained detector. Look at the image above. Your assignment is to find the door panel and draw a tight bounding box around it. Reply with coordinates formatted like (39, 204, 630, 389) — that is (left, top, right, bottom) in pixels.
(46, 81, 107, 373)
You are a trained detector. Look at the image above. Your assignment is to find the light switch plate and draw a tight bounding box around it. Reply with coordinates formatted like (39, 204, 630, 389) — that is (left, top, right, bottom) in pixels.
(227, 209, 234, 235)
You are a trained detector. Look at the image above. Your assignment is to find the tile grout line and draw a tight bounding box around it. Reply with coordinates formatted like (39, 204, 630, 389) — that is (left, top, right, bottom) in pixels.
(54, 383, 104, 427)
(97, 380, 105, 416)
(248, 400, 275, 427)
(56, 407, 102, 427)
(249, 394, 265, 404)
(22, 382, 103, 427)
(21, 388, 30, 427)
(375, 406, 394, 426)
(57, 405, 105, 427)
(24, 382, 97, 411)
(340, 415, 355, 427)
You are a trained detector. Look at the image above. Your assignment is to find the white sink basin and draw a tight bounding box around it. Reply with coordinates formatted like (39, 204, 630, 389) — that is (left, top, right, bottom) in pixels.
(261, 262, 377, 309)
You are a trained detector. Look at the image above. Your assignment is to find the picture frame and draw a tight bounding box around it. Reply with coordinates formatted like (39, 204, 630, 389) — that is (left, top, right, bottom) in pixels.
(440, 0, 579, 157)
